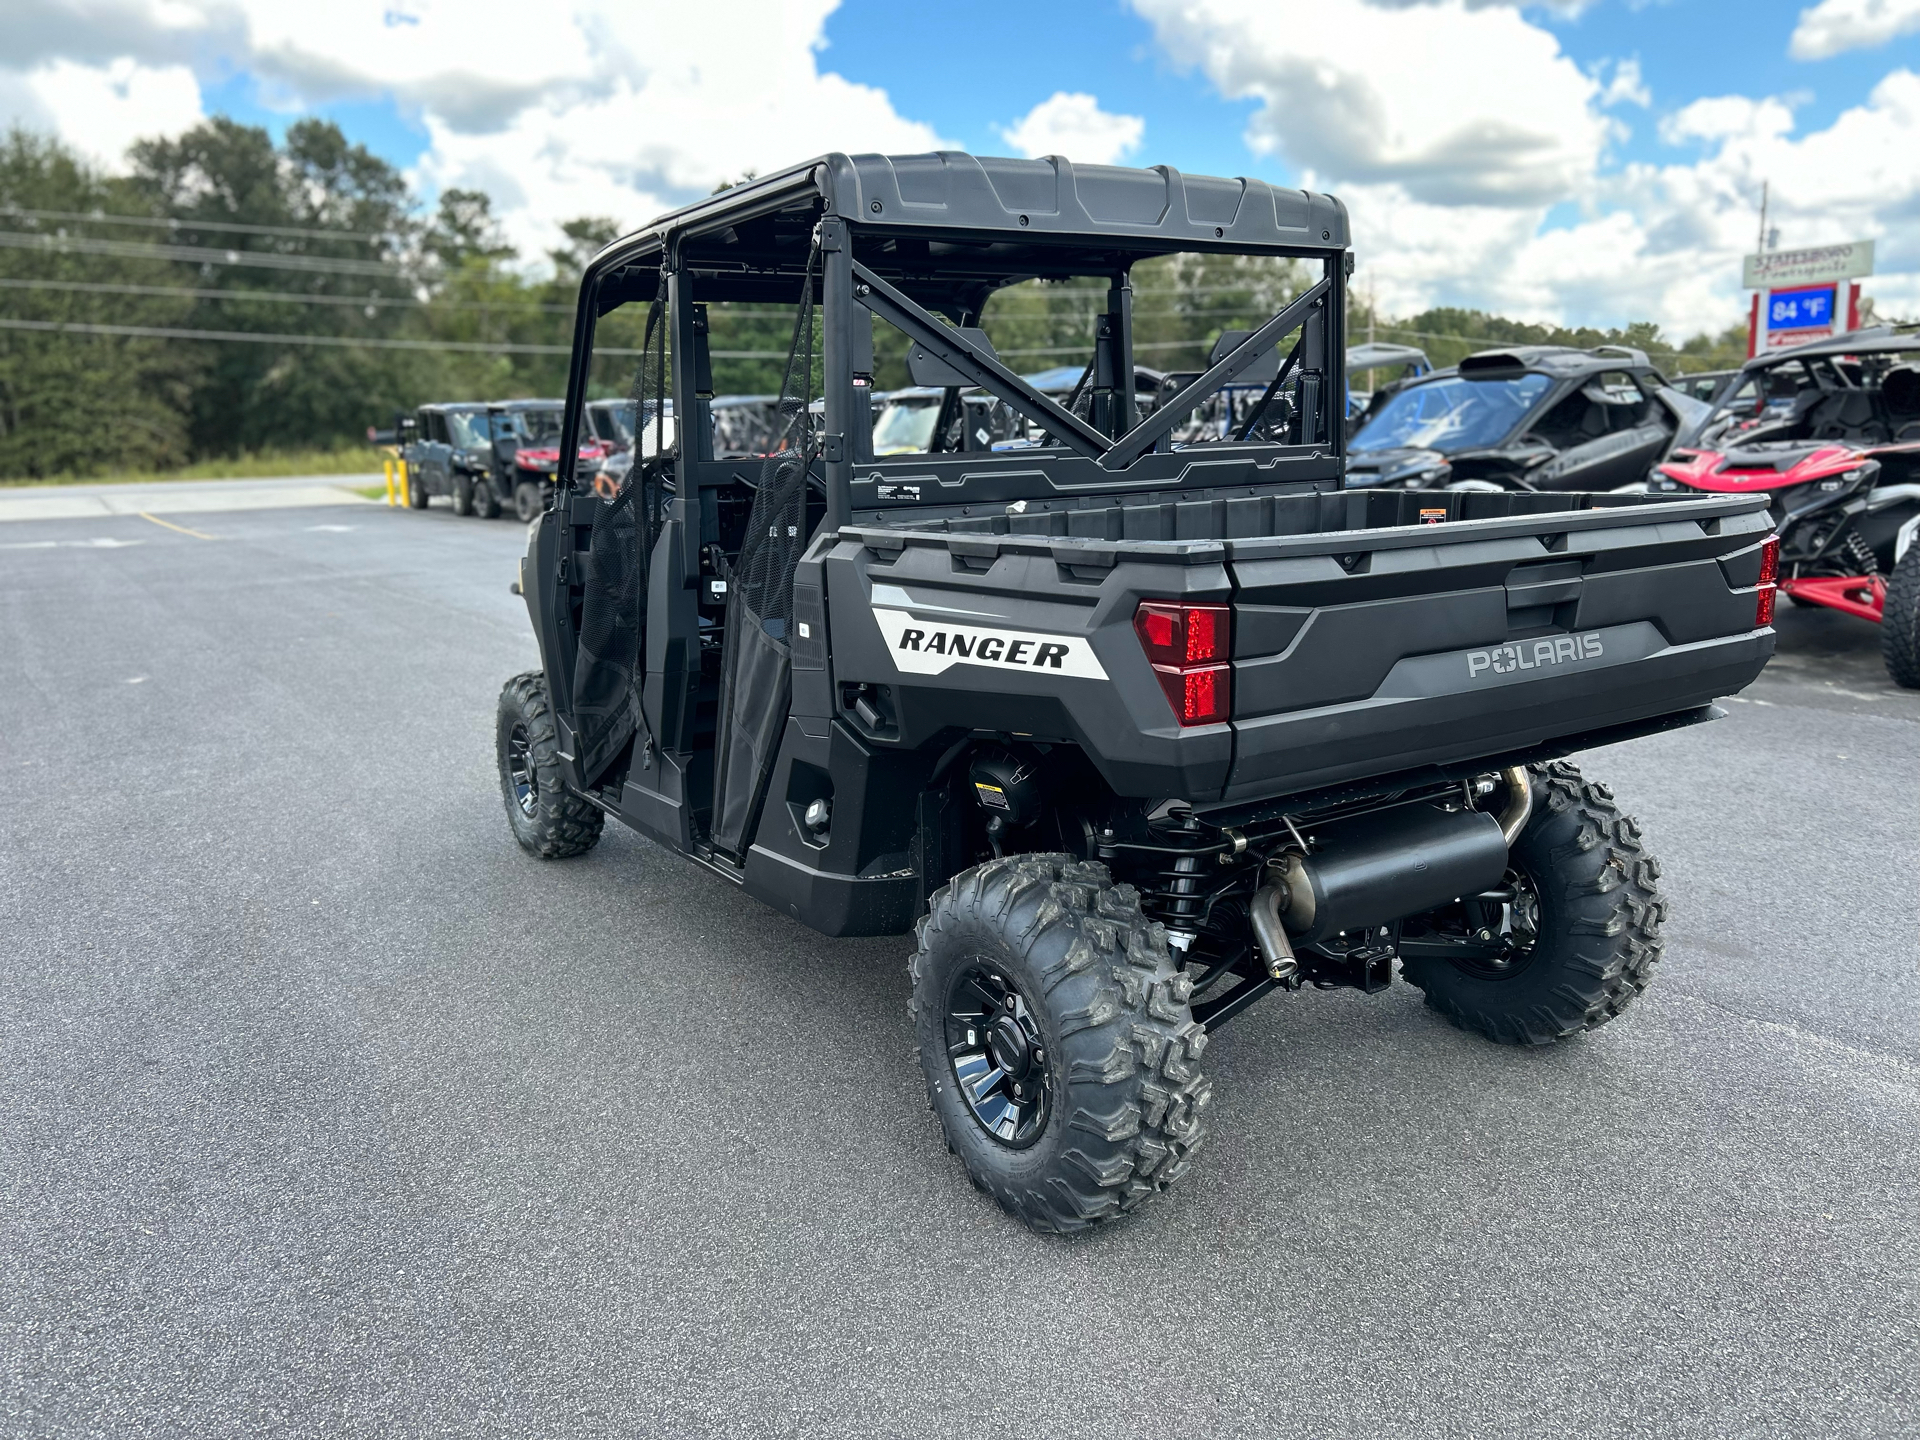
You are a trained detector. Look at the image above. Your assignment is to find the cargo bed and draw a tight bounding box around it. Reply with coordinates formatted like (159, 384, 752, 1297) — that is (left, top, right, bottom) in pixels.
(824, 487, 1775, 807)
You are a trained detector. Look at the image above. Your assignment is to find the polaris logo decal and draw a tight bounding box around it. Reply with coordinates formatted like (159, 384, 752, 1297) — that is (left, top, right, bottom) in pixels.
(873, 607, 1108, 680)
(1467, 633, 1604, 679)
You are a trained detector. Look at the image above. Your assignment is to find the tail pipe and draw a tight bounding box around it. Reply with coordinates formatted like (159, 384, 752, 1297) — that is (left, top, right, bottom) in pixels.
(1497, 765, 1533, 845)
(1249, 883, 1297, 982)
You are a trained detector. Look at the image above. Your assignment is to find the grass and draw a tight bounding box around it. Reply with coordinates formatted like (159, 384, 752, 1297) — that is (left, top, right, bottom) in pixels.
(0, 446, 390, 488)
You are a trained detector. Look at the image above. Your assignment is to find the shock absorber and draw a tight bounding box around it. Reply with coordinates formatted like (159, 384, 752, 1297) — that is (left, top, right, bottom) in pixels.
(1842, 530, 1880, 577)
(1143, 813, 1215, 956)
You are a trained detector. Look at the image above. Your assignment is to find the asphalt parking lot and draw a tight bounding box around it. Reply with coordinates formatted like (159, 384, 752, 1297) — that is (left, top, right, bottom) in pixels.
(3, 493, 1915, 1439)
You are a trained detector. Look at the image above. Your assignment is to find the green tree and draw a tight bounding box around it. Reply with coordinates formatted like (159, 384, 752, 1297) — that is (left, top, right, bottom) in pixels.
(0, 128, 199, 476)
(125, 117, 418, 454)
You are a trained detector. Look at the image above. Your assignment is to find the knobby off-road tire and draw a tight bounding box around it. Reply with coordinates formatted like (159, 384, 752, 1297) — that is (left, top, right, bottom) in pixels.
(472, 475, 503, 520)
(1402, 761, 1665, 1045)
(514, 480, 544, 524)
(1882, 544, 1920, 689)
(406, 467, 429, 509)
(496, 671, 604, 859)
(910, 855, 1211, 1235)
(452, 474, 475, 516)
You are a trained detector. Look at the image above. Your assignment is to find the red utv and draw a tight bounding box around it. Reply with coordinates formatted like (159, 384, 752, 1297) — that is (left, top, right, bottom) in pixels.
(1654, 326, 1920, 686)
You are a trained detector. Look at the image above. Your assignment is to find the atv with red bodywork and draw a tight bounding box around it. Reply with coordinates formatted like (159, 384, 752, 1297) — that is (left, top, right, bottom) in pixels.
(1655, 327, 1920, 686)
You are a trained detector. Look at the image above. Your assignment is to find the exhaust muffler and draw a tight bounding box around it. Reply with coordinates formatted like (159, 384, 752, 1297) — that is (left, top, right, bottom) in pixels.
(1258, 797, 1513, 950)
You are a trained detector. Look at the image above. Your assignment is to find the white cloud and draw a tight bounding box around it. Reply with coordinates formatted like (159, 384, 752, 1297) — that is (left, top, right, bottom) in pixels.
(0, 0, 947, 262)
(1599, 58, 1651, 109)
(998, 92, 1145, 165)
(1790, 0, 1920, 60)
(1136, 0, 1612, 207)
(1136, 0, 1920, 336)
(15, 57, 204, 171)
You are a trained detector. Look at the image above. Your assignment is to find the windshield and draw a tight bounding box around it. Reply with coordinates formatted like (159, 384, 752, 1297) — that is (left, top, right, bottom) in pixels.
(591, 401, 636, 445)
(872, 396, 941, 455)
(492, 408, 564, 445)
(1351, 373, 1554, 453)
(446, 411, 488, 449)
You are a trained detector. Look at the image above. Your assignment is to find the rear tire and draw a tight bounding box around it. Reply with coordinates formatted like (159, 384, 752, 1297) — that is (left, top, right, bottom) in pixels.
(452, 475, 474, 516)
(496, 671, 604, 859)
(1882, 545, 1920, 689)
(472, 475, 502, 520)
(514, 480, 544, 523)
(1401, 761, 1665, 1044)
(910, 855, 1211, 1235)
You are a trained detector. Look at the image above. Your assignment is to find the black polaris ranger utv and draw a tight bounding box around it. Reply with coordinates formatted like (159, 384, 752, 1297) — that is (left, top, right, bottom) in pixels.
(496, 153, 1776, 1234)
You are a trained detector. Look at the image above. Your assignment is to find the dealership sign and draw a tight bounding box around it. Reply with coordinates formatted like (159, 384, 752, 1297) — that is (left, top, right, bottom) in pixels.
(1742, 240, 1875, 290)
(1745, 240, 1873, 354)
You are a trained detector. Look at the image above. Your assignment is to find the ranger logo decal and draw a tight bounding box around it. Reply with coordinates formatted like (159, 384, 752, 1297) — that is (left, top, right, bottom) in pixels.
(872, 607, 1108, 680)
(1467, 633, 1604, 679)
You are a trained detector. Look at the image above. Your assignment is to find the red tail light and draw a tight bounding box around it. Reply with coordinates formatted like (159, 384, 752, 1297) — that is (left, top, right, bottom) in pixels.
(1756, 535, 1780, 626)
(1135, 601, 1231, 725)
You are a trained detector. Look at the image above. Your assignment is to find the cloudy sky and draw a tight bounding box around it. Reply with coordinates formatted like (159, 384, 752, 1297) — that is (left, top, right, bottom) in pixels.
(4, 0, 1917, 338)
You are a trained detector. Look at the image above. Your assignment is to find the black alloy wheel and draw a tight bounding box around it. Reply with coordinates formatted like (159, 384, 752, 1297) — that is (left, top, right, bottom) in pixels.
(944, 961, 1051, 1148)
(505, 720, 538, 818)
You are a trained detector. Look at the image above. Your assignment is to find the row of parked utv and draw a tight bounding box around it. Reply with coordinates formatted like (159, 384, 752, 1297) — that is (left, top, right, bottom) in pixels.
(1343, 325, 1920, 687)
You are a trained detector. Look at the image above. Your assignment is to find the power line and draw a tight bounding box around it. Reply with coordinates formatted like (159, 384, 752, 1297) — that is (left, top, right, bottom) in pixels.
(0, 276, 573, 314)
(0, 316, 635, 355)
(0, 205, 392, 244)
(0, 229, 407, 279)
(0, 314, 794, 359)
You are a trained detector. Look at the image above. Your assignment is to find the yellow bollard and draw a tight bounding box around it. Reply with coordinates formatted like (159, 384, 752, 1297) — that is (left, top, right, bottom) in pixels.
(397, 457, 408, 508)
(384, 458, 397, 507)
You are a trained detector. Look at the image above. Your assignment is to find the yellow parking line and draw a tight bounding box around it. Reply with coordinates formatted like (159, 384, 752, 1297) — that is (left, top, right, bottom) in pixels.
(137, 512, 217, 540)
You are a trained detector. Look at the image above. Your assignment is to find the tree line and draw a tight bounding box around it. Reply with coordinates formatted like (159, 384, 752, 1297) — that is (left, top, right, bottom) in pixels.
(1, 118, 1749, 481)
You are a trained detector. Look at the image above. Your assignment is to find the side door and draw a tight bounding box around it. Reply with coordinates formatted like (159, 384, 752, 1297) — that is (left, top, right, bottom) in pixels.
(422, 411, 454, 495)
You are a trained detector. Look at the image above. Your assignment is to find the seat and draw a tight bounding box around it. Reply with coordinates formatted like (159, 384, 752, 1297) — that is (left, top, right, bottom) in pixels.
(1882, 367, 1920, 439)
(1809, 389, 1885, 442)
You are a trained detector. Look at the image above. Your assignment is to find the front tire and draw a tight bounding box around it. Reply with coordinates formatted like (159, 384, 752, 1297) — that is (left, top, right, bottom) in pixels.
(1401, 761, 1665, 1044)
(405, 466, 428, 508)
(1882, 544, 1920, 689)
(514, 480, 544, 523)
(452, 474, 474, 516)
(911, 855, 1211, 1235)
(472, 475, 503, 520)
(496, 671, 604, 859)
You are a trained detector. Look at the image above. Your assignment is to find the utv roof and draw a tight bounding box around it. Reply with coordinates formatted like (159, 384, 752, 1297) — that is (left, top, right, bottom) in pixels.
(1345, 342, 1429, 373)
(1457, 345, 1653, 377)
(587, 152, 1350, 287)
(487, 398, 564, 411)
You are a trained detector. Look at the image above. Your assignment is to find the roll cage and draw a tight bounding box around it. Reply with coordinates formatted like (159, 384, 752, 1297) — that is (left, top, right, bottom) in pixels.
(554, 153, 1352, 533)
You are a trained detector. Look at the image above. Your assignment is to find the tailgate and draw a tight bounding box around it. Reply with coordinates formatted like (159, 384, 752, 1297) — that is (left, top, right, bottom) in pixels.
(1221, 496, 1775, 800)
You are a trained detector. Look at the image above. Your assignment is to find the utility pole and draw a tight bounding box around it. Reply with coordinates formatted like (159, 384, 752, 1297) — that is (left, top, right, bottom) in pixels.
(1756, 180, 1768, 258)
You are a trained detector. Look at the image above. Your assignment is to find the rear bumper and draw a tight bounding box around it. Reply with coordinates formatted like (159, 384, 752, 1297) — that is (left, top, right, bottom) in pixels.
(1222, 625, 1774, 802)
